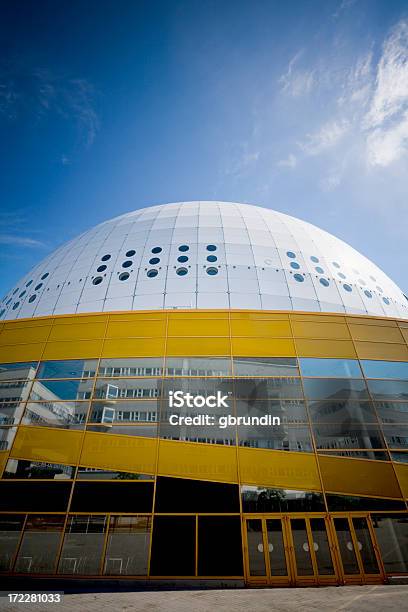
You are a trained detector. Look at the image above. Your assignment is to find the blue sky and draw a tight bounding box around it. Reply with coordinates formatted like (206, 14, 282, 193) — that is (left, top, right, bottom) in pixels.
(1, 0, 408, 297)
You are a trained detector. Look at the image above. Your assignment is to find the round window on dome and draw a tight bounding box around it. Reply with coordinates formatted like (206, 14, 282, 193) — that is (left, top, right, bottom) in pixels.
(207, 255, 217, 262)
(35, 283, 43, 291)
(206, 267, 218, 275)
(41, 272, 49, 280)
(19, 291, 26, 298)
(149, 257, 160, 265)
(376, 286, 383, 293)
(364, 290, 372, 298)
(310, 256, 319, 263)
(206, 245, 217, 252)
(338, 272, 346, 279)
(383, 297, 390, 305)
(293, 273, 304, 282)
(12, 302, 20, 310)
(320, 278, 329, 287)
(92, 277, 103, 286)
(177, 255, 188, 263)
(147, 269, 158, 278)
(286, 251, 296, 259)
(176, 267, 188, 276)
(101, 254, 111, 262)
(151, 246, 162, 254)
(119, 272, 130, 281)
(179, 245, 189, 252)
(97, 265, 107, 273)
(26, 280, 33, 287)
(126, 249, 136, 257)
(290, 261, 300, 269)
(315, 266, 324, 274)
(28, 294, 37, 303)
(343, 284, 352, 292)
(332, 262, 340, 268)
(122, 260, 133, 268)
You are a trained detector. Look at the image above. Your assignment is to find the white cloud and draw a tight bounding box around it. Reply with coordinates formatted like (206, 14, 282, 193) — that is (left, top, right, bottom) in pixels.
(277, 154, 297, 168)
(298, 119, 349, 155)
(364, 20, 408, 166)
(0, 234, 46, 248)
(279, 51, 315, 98)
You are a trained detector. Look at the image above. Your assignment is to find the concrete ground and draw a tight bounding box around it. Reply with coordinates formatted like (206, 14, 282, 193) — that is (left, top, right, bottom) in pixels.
(1, 585, 408, 612)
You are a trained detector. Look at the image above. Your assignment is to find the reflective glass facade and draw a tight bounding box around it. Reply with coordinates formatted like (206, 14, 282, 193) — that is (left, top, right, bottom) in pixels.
(1, 309, 408, 585)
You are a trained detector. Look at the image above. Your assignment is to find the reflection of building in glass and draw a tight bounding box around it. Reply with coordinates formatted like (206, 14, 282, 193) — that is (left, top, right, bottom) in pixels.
(0, 201, 407, 585)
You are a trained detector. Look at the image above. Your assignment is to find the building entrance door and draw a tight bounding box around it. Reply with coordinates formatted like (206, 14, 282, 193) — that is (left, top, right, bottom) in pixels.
(332, 515, 384, 584)
(243, 514, 338, 586)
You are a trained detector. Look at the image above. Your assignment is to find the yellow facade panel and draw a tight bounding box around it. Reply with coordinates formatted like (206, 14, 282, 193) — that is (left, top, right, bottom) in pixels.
(0, 451, 8, 477)
(347, 316, 397, 327)
(106, 320, 166, 338)
(49, 322, 106, 341)
(0, 342, 44, 363)
(239, 447, 321, 490)
(349, 324, 404, 343)
(42, 339, 103, 360)
(295, 338, 356, 359)
(3, 317, 52, 329)
(53, 314, 107, 326)
(81, 431, 157, 474)
(158, 439, 238, 483)
(166, 337, 230, 356)
(355, 341, 408, 361)
(167, 319, 229, 337)
(318, 455, 402, 498)
(231, 337, 295, 357)
(110, 312, 166, 322)
(399, 328, 408, 344)
(0, 325, 51, 345)
(102, 337, 165, 357)
(168, 310, 229, 320)
(230, 319, 291, 338)
(10, 426, 83, 465)
(394, 463, 408, 498)
(291, 321, 350, 340)
(290, 314, 346, 324)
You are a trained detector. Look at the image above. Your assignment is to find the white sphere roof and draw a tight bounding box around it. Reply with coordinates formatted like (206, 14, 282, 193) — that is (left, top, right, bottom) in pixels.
(1, 201, 407, 320)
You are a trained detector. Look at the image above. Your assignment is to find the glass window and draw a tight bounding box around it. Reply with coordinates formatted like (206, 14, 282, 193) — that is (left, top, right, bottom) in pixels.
(150, 516, 195, 576)
(0, 362, 37, 381)
(309, 518, 335, 575)
(376, 402, 408, 423)
(3, 459, 75, 479)
(303, 378, 368, 401)
(58, 515, 107, 575)
(29, 378, 94, 401)
(0, 482, 71, 512)
(236, 399, 308, 424)
(0, 515, 25, 571)
(14, 515, 65, 574)
(308, 400, 377, 423)
(86, 424, 158, 437)
(0, 427, 17, 451)
(372, 515, 408, 573)
(104, 516, 151, 576)
(382, 424, 408, 449)
(198, 517, 243, 576)
(76, 467, 154, 480)
(300, 358, 362, 378)
(233, 357, 298, 377)
(391, 451, 408, 463)
(361, 360, 408, 380)
(234, 377, 303, 400)
(241, 486, 325, 512)
(94, 378, 162, 400)
(155, 477, 240, 513)
(0, 380, 31, 425)
(367, 379, 408, 400)
(37, 360, 97, 379)
(165, 357, 231, 377)
(89, 400, 159, 424)
(312, 422, 385, 449)
(327, 494, 405, 512)
(70, 482, 154, 513)
(291, 518, 314, 575)
(318, 450, 390, 460)
(22, 401, 89, 429)
(238, 424, 313, 452)
(98, 358, 163, 377)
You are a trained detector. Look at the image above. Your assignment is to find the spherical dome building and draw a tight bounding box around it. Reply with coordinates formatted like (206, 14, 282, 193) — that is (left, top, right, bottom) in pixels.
(1, 201, 408, 586)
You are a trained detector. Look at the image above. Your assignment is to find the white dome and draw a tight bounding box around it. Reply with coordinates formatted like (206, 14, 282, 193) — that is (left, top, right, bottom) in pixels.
(1, 201, 407, 320)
